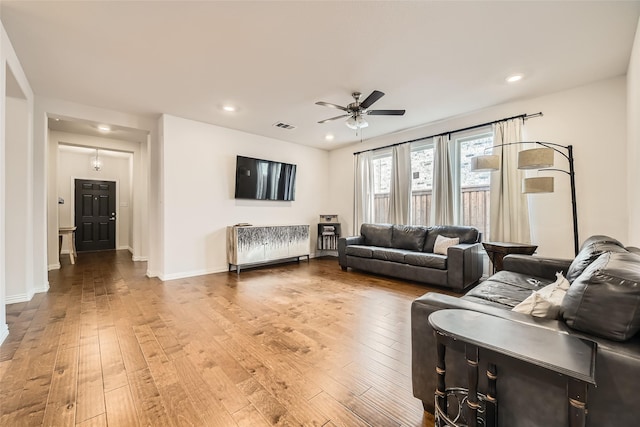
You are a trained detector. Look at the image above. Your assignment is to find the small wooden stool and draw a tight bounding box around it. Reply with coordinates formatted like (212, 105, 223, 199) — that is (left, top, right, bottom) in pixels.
(59, 226, 77, 264)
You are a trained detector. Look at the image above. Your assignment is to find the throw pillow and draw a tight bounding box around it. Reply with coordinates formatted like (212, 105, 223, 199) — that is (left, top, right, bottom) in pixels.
(538, 272, 570, 297)
(513, 273, 569, 319)
(433, 235, 459, 255)
(513, 292, 560, 318)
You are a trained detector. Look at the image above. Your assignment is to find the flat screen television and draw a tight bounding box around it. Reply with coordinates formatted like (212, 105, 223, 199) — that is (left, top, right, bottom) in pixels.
(234, 155, 297, 201)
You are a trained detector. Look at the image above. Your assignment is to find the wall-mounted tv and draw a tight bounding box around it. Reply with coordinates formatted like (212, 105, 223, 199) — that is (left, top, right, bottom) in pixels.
(235, 155, 297, 201)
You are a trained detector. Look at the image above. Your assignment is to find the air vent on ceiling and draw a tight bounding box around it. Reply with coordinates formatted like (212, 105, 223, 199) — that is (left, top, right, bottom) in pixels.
(273, 122, 296, 130)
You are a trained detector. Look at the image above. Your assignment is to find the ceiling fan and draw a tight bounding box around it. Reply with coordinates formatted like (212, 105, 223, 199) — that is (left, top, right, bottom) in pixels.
(316, 90, 406, 129)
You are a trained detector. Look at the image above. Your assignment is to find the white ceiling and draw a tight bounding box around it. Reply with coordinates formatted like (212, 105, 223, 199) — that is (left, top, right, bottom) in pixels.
(2, 1, 639, 149)
(48, 117, 149, 143)
(58, 143, 132, 159)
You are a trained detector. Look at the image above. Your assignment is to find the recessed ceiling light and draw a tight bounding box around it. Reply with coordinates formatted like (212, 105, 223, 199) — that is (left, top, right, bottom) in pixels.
(97, 125, 111, 132)
(325, 134, 335, 141)
(506, 74, 524, 83)
(222, 105, 236, 112)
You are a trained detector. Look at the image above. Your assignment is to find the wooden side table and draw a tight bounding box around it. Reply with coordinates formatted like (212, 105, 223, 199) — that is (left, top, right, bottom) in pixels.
(429, 309, 596, 427)
(482, 241, 537, 274)
(59, 226, 77, 265)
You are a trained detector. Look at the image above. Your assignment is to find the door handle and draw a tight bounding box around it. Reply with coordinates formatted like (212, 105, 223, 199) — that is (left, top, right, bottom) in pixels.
(109, 212, 116, 221)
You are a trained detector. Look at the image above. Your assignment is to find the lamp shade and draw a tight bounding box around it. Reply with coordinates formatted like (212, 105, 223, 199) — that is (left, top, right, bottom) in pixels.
(518, 147, 554, 169)
(470, 155, 499, 172)
(522, 176, 554, 193)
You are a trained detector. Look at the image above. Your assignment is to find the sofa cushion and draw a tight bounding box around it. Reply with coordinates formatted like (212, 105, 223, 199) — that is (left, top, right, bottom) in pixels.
(463, 270, 555, 308)
(345, 245, 373, 258)
(566, 235, 626, 282)
(424, 225, 479, 252)
(361, 223, 393, 248)
(391, 225, 428, 251)
(405, 252, 447, 269)
(371, 247, 412, 263)
(562, 251, 640, 341)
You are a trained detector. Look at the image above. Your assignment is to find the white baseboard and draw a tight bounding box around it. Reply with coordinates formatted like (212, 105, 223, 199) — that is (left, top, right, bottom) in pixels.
(6, 281, 50, 305)
(151, 256, 317, 282)
(48, 263, 61, 271)
(0, 324, 8, 346)
(6, 291, 33, 305)
(159, 266, 226, 281)
(132, 255, 148, 262)
(34, 282, 50, 294)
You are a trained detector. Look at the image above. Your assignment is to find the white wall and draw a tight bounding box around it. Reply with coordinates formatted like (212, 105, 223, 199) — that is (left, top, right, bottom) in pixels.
(0, 20, 35, 344)
(56, 147, 132, 252)
(628, 17, 640, 247)
(329, 76, 628, 259)
(47, 130, 141, 268)
(157, 114, 330, 280)
(5, 96, 33, 303)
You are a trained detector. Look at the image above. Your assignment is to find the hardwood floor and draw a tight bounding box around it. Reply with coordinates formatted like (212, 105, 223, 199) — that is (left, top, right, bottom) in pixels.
(0, 251, 443, 426)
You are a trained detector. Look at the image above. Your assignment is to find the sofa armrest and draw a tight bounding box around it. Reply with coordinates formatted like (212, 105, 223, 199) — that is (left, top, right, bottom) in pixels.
(447, 243, 483, 291)
(503, 254, 572, 280)
(338, 235, 364, 268)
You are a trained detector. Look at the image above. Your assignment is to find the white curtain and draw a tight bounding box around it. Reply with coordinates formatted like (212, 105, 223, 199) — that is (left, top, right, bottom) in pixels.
(431, 135, 454, 225)
(490, 119, 531, 243)
(387, 144, 412, 224)
(354, 151, 374, 233)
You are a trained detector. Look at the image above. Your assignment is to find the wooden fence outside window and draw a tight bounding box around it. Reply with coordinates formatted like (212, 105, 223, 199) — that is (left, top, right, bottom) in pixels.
(373, 186, 490, 237)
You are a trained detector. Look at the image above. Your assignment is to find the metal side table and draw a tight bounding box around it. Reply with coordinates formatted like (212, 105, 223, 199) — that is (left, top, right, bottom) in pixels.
(429, 310, 596, 427)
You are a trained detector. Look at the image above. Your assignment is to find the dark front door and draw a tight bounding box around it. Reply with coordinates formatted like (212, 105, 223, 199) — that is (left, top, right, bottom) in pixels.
(75, 179, 116, 252)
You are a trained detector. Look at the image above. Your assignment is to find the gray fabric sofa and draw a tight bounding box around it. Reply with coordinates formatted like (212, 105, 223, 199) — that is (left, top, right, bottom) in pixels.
(338, 223, 483, 291)
(411, 235, 640, 426)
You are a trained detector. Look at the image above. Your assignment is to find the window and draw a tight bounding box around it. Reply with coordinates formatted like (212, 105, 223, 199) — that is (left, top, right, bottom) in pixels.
(372, 150, 392, 223)
(452, 132, 493, 237)
(410, 142, 434, 225)
(369, 132, 493, 237)
(371, 144, 436, 225)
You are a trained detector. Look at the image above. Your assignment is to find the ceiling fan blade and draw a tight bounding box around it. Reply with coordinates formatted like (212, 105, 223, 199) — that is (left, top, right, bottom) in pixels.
(315, 101, 348, 112)
(360, 90, 385, 109)
(318, 114, 350, 124)
(367, 109, 406, 116)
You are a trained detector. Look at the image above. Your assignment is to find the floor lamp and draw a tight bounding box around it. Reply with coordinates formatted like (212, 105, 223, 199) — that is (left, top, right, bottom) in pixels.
(470, 142, 578, 256)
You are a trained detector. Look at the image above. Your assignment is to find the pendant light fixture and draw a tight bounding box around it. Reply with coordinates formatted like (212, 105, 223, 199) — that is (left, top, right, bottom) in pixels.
(91, 148, 102, 171)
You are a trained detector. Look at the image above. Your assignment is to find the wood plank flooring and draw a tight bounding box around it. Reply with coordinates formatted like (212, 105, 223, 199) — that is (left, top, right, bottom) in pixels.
(0, 251, 445, 426)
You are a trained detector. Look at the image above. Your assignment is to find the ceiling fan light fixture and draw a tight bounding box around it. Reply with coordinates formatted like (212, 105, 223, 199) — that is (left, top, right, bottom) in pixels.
(346, 114, 368, 130)
(345, 116, 357, 129)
